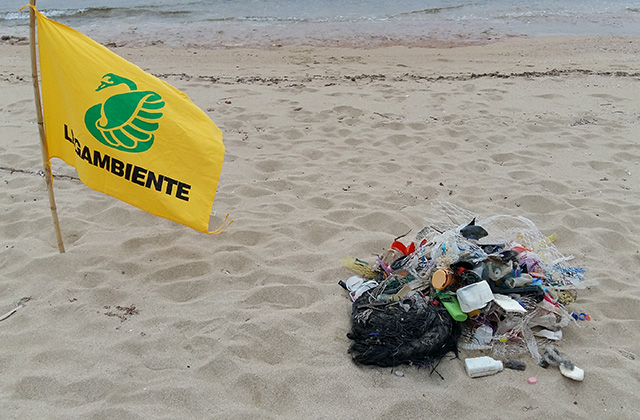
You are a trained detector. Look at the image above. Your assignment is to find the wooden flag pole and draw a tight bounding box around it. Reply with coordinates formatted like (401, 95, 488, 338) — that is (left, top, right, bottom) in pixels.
(28, 0, 65, 253)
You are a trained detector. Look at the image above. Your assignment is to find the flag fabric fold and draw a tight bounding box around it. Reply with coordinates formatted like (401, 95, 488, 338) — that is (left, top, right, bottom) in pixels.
(32, 7, 226, 233)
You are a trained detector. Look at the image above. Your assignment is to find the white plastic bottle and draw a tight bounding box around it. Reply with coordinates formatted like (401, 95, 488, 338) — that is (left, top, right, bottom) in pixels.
(464, 356, 504, 378)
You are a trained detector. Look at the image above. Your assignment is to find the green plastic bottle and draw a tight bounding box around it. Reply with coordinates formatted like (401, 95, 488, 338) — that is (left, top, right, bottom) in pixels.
(437, 292, 468, 322)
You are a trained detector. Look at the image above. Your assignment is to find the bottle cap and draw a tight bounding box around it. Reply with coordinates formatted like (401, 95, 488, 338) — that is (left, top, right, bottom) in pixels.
(467, 309, 481, 317)
(432, 269, 453, 290)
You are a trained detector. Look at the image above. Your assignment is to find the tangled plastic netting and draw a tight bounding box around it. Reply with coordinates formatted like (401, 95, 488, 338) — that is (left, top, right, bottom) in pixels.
(421, 201, 577, 275)
(342, 201, 587, 368)
(347, 292, 460, 368)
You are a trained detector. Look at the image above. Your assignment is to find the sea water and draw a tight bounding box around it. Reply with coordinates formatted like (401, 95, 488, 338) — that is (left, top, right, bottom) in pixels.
(2, 0, 640, 47)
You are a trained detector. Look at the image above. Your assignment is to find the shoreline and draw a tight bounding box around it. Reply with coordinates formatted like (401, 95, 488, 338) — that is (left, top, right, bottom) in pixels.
(4, 20, 640, 53)
(5, 33, 637, 61)
(2, 26, 501, 50)
(3, 13, 640, 50)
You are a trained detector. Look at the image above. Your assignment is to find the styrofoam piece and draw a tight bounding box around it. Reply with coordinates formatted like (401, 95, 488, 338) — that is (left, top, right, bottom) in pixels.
(560, 364, 584, 381)
(534, 329, 563, 340)
(493, 293, 527, 313)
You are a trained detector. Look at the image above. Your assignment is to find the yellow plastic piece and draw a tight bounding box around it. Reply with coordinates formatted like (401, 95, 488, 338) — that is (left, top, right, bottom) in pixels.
(341, 256, 377, 279)
(538, 233, 558, 248)
(556, 291, 576, 305)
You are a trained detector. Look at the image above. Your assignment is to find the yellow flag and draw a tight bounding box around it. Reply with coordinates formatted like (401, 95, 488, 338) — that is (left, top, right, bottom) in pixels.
(33, 8, 227, 233)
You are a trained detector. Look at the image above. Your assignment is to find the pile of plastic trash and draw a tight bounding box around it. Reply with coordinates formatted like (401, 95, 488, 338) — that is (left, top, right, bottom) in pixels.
(340, 202, 587, 380)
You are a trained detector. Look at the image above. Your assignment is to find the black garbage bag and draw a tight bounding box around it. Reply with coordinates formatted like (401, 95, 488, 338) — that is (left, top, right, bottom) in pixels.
(347, 295, 459, 367)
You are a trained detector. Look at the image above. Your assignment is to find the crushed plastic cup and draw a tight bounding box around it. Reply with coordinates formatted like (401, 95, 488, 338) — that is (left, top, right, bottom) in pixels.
(345, 276, 364, 291)
(349, 280, 378, 301)
(473, 325, 493, 345)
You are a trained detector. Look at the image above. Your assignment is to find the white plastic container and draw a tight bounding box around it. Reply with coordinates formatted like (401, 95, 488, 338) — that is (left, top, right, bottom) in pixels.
(456, 280, 494, 312)
(465, 356, 504, 378)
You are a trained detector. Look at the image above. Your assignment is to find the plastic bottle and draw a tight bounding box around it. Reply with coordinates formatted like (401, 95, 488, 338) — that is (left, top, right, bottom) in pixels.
(464, 356, 504, 378)
(458, 342, 492, 351)
(436, 292, 468, 322)
(504, 273, 533, 289)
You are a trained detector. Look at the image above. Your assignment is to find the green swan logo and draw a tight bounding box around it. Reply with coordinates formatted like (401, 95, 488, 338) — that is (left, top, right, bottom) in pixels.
(84, 73, 165, 153)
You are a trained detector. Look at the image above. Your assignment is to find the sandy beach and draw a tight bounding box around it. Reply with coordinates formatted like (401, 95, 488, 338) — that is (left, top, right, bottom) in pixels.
(1, 34, 640, 419)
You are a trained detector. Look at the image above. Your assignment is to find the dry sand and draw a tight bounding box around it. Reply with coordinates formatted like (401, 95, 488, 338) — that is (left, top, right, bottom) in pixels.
(1, 35, 640, 419)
